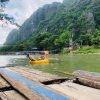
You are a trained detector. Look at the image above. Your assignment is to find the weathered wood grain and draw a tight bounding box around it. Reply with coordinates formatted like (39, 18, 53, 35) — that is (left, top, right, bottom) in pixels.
(73, 70, 100, 89)
(0, 76, 10, 89)
(0, 90, 26, 100)
(0, 72, 43, 100)
(9, 67, 62, 82)
(0, 68, 70, 100)
(49, 81, 100, 100)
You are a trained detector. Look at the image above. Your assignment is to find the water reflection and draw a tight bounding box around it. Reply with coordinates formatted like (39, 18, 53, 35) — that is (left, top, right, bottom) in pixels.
(0, 55, 29, 67)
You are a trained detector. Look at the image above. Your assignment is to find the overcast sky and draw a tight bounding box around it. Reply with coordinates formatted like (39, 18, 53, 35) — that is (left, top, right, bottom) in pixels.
(0, 0, 63, 44)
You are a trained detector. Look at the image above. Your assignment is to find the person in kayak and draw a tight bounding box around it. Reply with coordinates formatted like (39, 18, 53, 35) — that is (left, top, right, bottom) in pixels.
(39, 50, 49, 60)
(26, 53, 36, 61)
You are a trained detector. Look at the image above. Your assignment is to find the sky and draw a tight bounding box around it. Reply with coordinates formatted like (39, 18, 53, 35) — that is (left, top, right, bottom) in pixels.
(0, 0, 63, 44)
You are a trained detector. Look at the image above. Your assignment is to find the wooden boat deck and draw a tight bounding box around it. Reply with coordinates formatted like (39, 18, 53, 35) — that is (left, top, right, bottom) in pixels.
(0, 66, 100, 100)
(0, 90, 26, 100)
(0, 75, 27, 100)
(9, 66, 62, 83)
(48, 81, 100, 100)
(0, 67, 70, 100)
(0, 76, 10, 89)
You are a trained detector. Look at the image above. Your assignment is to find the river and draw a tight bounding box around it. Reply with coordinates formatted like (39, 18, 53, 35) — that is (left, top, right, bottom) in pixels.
(0, 55, 29, 67)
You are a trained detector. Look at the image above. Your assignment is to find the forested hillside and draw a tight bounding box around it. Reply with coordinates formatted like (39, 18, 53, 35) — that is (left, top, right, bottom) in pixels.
(1, 0, 100, 52)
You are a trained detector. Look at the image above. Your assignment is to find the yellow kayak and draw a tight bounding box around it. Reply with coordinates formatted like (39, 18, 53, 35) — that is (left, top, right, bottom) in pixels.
(30, 58, 49, 64)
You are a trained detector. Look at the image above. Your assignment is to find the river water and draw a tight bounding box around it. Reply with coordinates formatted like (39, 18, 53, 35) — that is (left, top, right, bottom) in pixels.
(0, 55, 29, 67)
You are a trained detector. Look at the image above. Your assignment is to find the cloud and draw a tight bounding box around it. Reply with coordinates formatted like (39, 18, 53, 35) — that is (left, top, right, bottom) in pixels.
(0, 0, 63, 44)
(0, 21, 17, 44)
(5, 0, 63, 24)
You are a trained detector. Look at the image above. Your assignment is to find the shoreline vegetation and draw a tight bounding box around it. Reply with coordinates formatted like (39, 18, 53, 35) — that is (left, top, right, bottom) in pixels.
(61, 46, 100, 54)
(0, 46, 100, 55)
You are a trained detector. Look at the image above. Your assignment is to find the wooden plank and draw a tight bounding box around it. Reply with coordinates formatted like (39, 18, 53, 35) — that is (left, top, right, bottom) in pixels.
(0, 68, 70, 100)
(9, 67, 62, 82)
(49, 81, 100, 100)
(73, 70, 100, 89)
(0, 90, 26, 100)
(0, 76, 10, 89)
(0, 69, 43, 100)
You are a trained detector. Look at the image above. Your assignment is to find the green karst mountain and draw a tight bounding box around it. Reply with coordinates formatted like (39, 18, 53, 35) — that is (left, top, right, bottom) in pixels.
(2, 0, 100, 51)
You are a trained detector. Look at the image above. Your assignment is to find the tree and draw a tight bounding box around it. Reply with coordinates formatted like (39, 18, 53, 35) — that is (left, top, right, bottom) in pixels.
(54, 30, 70, 48)
(79, 34, 92, 46)
(91, 29, 100, 46)
(0, 0, 19, 27)
(34, 32, 52, 49)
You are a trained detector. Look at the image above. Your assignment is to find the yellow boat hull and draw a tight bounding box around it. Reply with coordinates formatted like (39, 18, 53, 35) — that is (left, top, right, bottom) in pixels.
(30, 59, 49, 64)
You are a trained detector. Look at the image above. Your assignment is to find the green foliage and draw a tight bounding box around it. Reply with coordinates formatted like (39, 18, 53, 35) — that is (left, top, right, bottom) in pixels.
(79, 34, 92, 45)
(54, 30, 70, 48)
(1, 0, 100, 52)
(91, 29, 100, 46)
(34, 32, 53, 49)
(76, 46, 95, 54)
